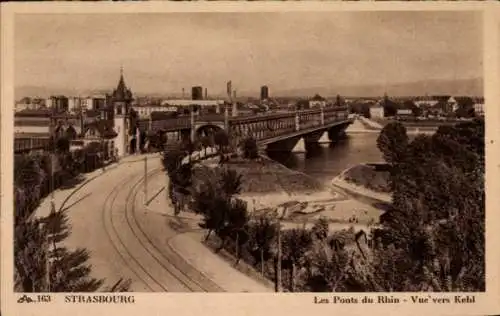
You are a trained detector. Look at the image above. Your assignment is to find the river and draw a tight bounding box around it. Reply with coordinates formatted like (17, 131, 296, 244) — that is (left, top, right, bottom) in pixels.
(267, 132, 383, 185)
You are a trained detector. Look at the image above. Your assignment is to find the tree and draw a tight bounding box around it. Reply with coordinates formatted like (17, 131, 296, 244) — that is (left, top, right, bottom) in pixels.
(300, 245, 352, 292)
(14, 218, 50, 292)
(311, 217, 329, 241)
(281, 228, 313, 291)
(128, 108, 139, 136)
(374, 119, 485, 291)
(382, 95, 398, 117)
(217, 198, 249, 251)
(218, 168, 242, 200)
(248, 216, 277, 275)
(376, 122, 409, 166)
(455, 97, 475, 118)
(14, 154, 45, 221)
(193, 167, 245, 242)
(361, 103, 371, 118)
(162, 146, 193, 214)
(410, 104, 423, 118)
(14, 153, 131, 292)
(200, 135, 211, 157)
(214, 129, 229, 153)
(242, 137, 259, 160)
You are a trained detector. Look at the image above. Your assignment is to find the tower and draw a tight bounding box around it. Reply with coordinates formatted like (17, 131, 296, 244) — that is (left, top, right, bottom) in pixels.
(111, 67, 134, 157)
(192, 86, 203, 100)
(260, 85, 269, 101)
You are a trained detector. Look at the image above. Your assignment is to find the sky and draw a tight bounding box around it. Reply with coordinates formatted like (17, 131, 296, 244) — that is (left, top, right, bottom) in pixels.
(15, 11, 483, 97)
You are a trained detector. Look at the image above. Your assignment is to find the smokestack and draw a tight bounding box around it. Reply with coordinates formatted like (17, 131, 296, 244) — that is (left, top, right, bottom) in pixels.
(233, 90, 237, 100)
(182, 88, 185, 99)
(204, 88, 208, 100)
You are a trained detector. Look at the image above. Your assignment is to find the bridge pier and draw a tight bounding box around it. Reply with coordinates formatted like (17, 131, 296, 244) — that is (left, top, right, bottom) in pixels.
(265, 136, 301, 153)
(327, 122, 350, 141)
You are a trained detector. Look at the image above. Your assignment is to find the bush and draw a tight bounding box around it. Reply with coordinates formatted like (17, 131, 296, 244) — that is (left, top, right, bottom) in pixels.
(242, 137, 259, 159)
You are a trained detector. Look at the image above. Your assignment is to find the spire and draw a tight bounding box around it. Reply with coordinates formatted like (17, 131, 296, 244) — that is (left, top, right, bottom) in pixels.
(112, 66, 132, 102)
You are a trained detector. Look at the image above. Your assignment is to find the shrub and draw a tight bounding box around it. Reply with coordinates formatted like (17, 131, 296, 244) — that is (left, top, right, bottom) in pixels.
(242, 137, 259, 159)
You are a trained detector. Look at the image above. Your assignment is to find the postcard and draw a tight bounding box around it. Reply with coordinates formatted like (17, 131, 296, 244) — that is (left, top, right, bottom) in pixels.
(1, 2, 500, 316)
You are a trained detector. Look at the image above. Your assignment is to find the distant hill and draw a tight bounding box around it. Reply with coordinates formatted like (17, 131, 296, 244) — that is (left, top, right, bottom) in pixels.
(269, 78, 483, 98)
(14, 86, 113, 100)
(15, 77, 483, 100)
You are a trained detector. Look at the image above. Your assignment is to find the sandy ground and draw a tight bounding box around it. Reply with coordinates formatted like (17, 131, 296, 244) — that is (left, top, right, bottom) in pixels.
(331, 173, 392, 204)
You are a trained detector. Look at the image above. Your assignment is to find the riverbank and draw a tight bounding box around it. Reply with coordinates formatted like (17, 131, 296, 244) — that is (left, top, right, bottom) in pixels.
(357, 116, 437, 135)
(194, 154, 385, 231)
(331, 164, 392, 205)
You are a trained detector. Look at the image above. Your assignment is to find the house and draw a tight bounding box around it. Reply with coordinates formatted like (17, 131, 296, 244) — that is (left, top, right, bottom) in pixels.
(369, 102, 385, 119)
(80, 120, 118, 160)
(473, 97, 484, 116)
(447, 96, 459, 113)
(396, 108, 413, 116)
(396, 100, 416, 118)
(309, 94, 327, 108)
(82, 120, 117, 141)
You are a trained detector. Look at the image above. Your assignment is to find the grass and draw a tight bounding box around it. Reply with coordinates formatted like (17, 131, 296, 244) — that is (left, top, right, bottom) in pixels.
(343, 164, 391, 193)
(192, 156, 324, 195)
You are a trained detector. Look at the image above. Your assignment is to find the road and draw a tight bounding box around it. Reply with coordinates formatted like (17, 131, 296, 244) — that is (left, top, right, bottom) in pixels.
(54, 155, 223, 292)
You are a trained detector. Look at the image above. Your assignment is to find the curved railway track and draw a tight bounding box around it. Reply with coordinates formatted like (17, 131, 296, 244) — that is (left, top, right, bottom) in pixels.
(102, 171, 166, 291)
(101, 162, 224, 292)
(126, 171, 224, 292)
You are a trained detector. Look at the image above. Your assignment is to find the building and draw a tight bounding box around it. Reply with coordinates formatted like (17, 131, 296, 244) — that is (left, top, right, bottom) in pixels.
(473, 97, 485, 116)
(93, 96, 107, 111)
(192, 86, 203, 100)
(68, 97, 83, 113)
(15, 101, 42, 112)
(369, 103, 385, 119)
(260, 85, 269, 100)
(447, 96, 459, 113)
(309, 94, 327, 108)
(111, 68, 134, 157)
(396, 108, 413, 117)
(45, 97, 53, 109)
(14, 109, 53, 135)
(48, 95, 69, 112)
(79, 96, 107, 113)
(133, 104, 178, 118)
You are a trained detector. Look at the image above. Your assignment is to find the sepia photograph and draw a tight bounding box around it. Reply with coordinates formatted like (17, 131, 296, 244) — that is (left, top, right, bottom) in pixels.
(6, 7, 488, 299)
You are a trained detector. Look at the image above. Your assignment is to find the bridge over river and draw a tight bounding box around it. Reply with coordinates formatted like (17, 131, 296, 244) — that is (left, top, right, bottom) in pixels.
(138, 106, 352, 152)
(14, 107, 352, 154)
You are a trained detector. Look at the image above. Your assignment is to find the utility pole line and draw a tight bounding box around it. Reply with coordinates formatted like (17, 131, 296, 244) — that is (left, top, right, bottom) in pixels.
(42, 222, 51, 292)
(144, 156, 148, 205)
(275, 220, 282, 293)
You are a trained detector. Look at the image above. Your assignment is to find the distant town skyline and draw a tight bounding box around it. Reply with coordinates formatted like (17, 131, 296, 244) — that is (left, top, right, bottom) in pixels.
(15, 11, 483, 98)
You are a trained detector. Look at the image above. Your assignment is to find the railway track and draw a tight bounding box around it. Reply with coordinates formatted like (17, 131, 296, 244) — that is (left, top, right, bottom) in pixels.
(102, 171, 166, 291)
(127, 171, 224, 292)
(101, 162, 224, 292)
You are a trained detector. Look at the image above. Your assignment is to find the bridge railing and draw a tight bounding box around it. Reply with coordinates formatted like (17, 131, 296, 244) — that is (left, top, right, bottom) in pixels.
(140, 106, 350, 137)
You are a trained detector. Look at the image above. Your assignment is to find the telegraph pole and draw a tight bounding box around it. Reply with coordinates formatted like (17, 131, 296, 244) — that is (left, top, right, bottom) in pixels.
(144, 156, 148, 205)
(275, 220, 282, 293)
(42, 222, 51, 292)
